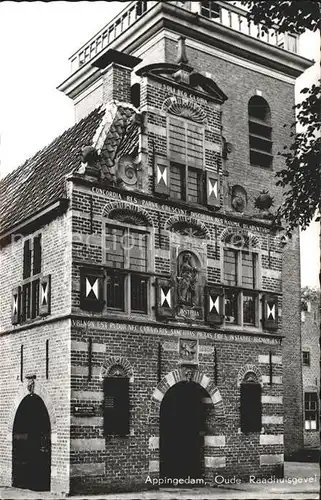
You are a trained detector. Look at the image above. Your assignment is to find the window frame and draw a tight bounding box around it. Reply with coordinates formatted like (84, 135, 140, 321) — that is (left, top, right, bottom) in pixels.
(248, 96, 273, 169)
(21, 233, 42, 323)
(167, 116, 206, 206)
(302, 350, 311, 367)
(304, 392, 319, 431)
(103, 218, 153, 316)
(222, 241, 261, 328)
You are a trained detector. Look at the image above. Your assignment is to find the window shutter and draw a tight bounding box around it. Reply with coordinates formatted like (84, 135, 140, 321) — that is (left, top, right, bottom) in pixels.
(240, 383, 262, 433)
(262, 294, 278, 330)
(156, 278, 175, 318)
(80, 268, 104, 312)
(103, 377, 130, 436)
(12, 286, 21, 325)
(206, 172, 220, 207)
(23, 240, 31, 279)
(206, 286, 223, 324)
(154, 154, 170, 196)
(33, 234, 42, 275)
(39, 275, 51, 316)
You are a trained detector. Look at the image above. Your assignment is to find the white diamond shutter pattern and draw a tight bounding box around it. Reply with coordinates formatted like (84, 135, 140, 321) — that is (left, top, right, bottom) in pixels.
(156, 278, 174, 318)
(263, 294, 278, 330)
(206, 286, 223, 324)
(39, 275, 51, 316)
(206, 172, 220, 207)
(154, 154, 170, 196)
(80, 268, 104, 311)
(12, 286, 21, 324)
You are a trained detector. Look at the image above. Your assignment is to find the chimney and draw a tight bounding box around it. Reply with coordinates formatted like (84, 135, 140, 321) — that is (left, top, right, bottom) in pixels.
(93, 49, 141, 104)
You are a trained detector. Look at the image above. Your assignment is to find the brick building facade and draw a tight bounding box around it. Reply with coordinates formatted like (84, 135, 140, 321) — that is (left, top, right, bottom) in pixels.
(0, 1, 312, 495)
(301, 289, 320, 453)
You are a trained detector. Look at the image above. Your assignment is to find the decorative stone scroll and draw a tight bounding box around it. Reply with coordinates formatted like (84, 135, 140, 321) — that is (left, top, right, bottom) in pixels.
(162, 96, 207, 123)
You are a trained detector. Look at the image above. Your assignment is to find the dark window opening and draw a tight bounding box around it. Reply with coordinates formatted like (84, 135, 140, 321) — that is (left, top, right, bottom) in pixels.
(22, 283, 31, 321)
(131, 275, 148, 313)
(240, 381, 262, 433)
(302, 351, 310, 366)
(31, 279, 40, 319)
(103, 376, 130, 436)
(107, 274, 125, 311)
(131, 83, 140, 108)
(243, 293, 256, 325)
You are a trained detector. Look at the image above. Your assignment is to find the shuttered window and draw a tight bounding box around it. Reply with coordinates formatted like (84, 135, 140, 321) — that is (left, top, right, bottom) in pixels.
(240, 382, 262, 433)
(103, 377, 130, 436)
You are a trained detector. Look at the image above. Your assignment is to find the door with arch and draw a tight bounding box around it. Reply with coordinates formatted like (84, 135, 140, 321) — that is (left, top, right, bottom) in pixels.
(160, 381, 206, 481)
(12, 394, 51, 491)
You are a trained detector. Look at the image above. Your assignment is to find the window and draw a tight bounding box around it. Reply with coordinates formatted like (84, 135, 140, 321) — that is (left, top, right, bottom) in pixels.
(168, 117, 205, 205)
(223, 242, 258, 326)
(302, 350, 310, 366)
(22, 235, 42, 321)
(103, 374, 130, 436)
(201, 1, 220, 19)
(169, 163, 204, 203)
(304, 393, 318, 431)
(240, 374, 262, 433)
(105, 220, 150, 315)
(248, 96, 272, 168)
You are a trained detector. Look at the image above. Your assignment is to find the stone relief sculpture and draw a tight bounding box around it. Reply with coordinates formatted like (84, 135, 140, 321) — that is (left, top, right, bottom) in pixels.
(177, 252, 198, 306)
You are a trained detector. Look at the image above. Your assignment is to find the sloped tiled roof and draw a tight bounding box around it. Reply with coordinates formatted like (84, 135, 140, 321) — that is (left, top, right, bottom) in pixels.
(0, 107, 105, 235)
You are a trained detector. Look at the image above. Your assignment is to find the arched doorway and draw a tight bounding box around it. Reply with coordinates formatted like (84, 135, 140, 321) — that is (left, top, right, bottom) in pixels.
(160, 381, 206, 481)
(12, 394, 51, 491)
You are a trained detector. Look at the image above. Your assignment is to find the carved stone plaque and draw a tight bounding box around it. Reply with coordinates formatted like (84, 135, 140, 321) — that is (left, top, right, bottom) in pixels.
(179, 339, 198, 364)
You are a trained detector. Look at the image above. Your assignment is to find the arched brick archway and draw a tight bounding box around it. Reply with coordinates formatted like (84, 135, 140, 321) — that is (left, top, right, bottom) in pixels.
(6, 383, 57, 490)
(147, 368, 226, 476)
(8, 383, 57, 439)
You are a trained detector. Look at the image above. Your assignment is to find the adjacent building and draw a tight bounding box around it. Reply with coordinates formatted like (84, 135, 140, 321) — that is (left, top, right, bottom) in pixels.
(301, 288, 320, 456)
(0, 1, 312, 494)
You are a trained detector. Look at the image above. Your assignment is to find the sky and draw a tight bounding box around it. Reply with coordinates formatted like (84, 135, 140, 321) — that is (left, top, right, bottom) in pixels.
(0, 1, 319, 288)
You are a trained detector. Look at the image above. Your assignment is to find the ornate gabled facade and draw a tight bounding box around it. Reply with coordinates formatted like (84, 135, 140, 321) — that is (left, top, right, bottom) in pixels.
(0, 1, 312, 495)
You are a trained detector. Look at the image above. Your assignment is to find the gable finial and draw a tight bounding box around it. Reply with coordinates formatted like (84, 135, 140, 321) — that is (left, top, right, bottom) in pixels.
(176, 36, 189, 66)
